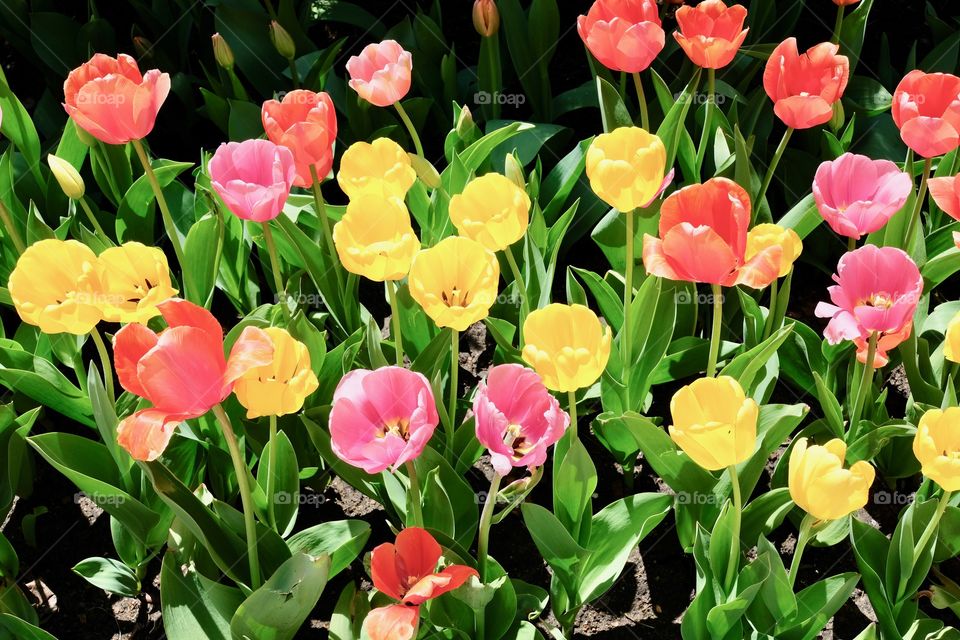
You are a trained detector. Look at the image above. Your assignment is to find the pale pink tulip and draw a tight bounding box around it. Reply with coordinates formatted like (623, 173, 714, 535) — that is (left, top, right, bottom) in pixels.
(208, 139, 296, 222)
(812, 153, 913, 239)
(329, 366, 438, 474)
(346, 40, 413, 107)
(474, 364, 569, 475)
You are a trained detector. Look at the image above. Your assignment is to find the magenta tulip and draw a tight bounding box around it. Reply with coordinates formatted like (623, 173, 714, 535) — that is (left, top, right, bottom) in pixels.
(208, 139, 296, 222)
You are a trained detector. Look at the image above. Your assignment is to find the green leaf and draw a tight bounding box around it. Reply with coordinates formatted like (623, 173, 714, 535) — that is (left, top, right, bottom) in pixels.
(72, 557, 139, 597)
(844, 76, 892, 115)
(657, 70, 701, 171)
(719, 324, 793, 395)
(521, 503, 586, 601)
(183, 214, 223, 307)
(776, 573, 860, 639)
(554, 437, 597, 545)
(287, 520, 370, 579)
(596, 77, 632, 133)
(159, 551, 243, 640)
(741, 488, 794, 543)
(0, 614, 55, 640)
(0, 341, 93, 427)
(256, 430, 300, 537)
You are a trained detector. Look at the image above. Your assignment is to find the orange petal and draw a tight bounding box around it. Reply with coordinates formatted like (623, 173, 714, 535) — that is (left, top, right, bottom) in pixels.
(393, 527, 442, 584)
(224, 326, 275, 388)
(364, 605, 419, 640)
(735, 245, 783, 289)
(370, 542, 405, 601)
(113, 322, 158, 398)
(661, 223, 739, 284)
(157, 298, 223, 339)
(116, 409, 187, 461)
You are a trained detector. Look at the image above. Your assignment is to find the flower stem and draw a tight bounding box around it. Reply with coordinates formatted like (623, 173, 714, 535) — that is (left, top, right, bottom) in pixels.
(504, 246, 529, 347)
(0, 199, 25, 255)
(849, 331, 878, 436)
(89, 327, 114, 403)
(266, 414, 278, 531)
(308, 165, 344, 292)
(448, 329, 460, 456)
(287, 58, 300, 89)
(832, 4, 845, 45)
(847, 235, 856, 252)
(789, 513, 816, 588)
(913, 490, 952, 559)
(756, 127, 794, 212)
(78, 197, 113, 246)
(212, 404, 261, 590)
(261, 221, 290, 322)
(405, 460, 424, 528)
(724, 464, 742, 591)
(706, 284, 724, 377)
(567, 390, 578, 441)
(696, 68, 717, 179)
(632, 72, 650, 131)
(394, 102, 425, 158)
(131, 139, 186, 276)
(387, 280, 404, 366)
(477, 472, 503, 584)
(623, 209, 635, 406)
(903, 157, 932, 253)
(762, 278, 779, 341)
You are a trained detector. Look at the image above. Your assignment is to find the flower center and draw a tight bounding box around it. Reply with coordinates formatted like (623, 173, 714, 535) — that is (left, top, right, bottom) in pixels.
(503, 423, 534, 457)
(441, 287, 471, 308)
(376, 417, 411, 441)
(860, 292, 894, 309)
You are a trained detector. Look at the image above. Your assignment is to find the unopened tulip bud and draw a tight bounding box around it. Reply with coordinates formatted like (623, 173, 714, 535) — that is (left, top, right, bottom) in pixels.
(212, 33, 235, 71)
(47, 154, 85, 200)
(132, 36, 153, 59)
(408, 153, 441, 190)
(504, 153, 526, 190)
(456, 105, 475, 137)
(473, 0, 500, 37)
(269, 21, 296, 60)
(829, 100, 846, 132)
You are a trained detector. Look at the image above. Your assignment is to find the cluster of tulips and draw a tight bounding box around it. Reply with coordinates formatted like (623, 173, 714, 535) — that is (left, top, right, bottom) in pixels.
(1, 0, 960, 639)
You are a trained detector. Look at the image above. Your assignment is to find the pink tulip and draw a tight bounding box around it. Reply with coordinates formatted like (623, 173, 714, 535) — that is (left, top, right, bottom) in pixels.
(577, 0, 665, 74)
(208, 139, 296, 222)
(812, 153, 913, 239)
(329, 366, 438, 474)
(473, 364, 569, 475)
(346, 40, 413, 107)
(892, 71, 960, 159)
(929, 174, 960, 221)
(815, 245, 923, 365)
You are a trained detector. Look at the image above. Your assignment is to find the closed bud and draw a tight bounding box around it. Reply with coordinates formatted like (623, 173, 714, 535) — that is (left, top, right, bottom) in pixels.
(211, 33, 235, 71)
(269, 21, 296, 60)
(473, 0, 500, 37)
(456, 105, 475, 137)
(132, 36, 153, 59)
(407, 153, 441, 190)
(47, 154, 85, 200)
(504, 153, 526, 190)
(829, 100, 845, 133)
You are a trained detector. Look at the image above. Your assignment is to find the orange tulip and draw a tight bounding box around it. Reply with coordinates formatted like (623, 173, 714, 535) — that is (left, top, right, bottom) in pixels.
(674, 0, 748, 69)
(930, 174, 960, 222)
(763, 38, 849, 130)
(892, 71, 960, 159)
(577, 0, 664, 73)
(63, 53, 170, 145)
(261, 90, 338, 187)
(833, 0, 860, 5)
(642, 177, 781, 287)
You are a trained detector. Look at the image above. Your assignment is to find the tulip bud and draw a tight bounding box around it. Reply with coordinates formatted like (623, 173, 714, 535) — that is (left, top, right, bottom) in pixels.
(132, 36, 153, 59)
(269, 21, 296, 60)
(211, 33, 235, 71)
(829, 100, 846, 133)
(47, 154, 85, 200)
(456, 105, 475, 137)
(504, 153, 526, 190)
(407, 153, 441, 190)
(473, 0, 500, 37)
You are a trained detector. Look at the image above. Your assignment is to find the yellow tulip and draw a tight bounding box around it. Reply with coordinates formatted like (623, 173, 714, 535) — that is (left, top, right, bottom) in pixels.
(945, 311, 960, 364)
(521, 303, 612, 392)
(745, 224, 802, 277)
(585, 126, 667, 212)
(8, 239, 104, 334)
(234, 327, 319, 418)
(332, 193, 420, 281)
(789, 438, 875, 521)
(47, 154, 85, 200)
(913, 408, 960, 492)
(449, 173, 530, 252)
(99, 242, 178, 324)
(408, 236, 499, 331)
(668, 376, 758, 471)
(337, 138, 417, 199)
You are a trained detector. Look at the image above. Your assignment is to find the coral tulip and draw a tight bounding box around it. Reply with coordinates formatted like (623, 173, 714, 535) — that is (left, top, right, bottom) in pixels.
(261, 90, 337, 187)
(945, 312, 960, 364)
(113, 299, 273, 461)
(332, 193, 420, 282)
(208, 139, 296, 222)
(892, 71, 960, 158)
(99, 242, 177, 324)
(673, 0, 749, 69)
(929, 174, 960, 222)
(642, 177, 781, 287)
(813, 153, 913, 239)
(408, 236, 499, 331)
(833, 0, 860, 5)
(346, 40, 413, 107)
(233, 327, 319, 419)
(577, 0, 664, 73)
(328, 366, 439, 474)
(473, 0, 500, 37)
(63, 53, 170, 145)
(745, 224, 802, 278)
(365, 605, 419, 640)
(763, 38, 849, 129)
(789, 438, 875, 521)
(914, 408, 960, 492)
(337, 138, 417, 200)
(521, 304, 612, 393)
(449, 173, 530, 251)
(474, 364, 569, 474)
(668, 376, 757, 471)
(585, 126, 671, 212)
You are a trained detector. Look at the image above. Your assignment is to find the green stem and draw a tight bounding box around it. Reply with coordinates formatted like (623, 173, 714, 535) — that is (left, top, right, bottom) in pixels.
(388, 280, 404, 366)
(131, 139, 186, 276)
(405, 460, 424, 528)
(913, 490, 952, 558)
(266, 415, 278, 531)
(696, 68, 717, 179)
(832, 4, 845, 45)
(477, 473, 502, 584)
(261, 221, 290, 322)
(789, 513, 817, 588)
(504, 247, 529, 347)
(903, 157, 932, 253)
(706, 284, 724, 377)
(762, 278, 778, 341)
(448, 329, 459, 456)
(212, 404, 261, 590)
(847, 235, 856, 252)
(394, 102, 425, 158)
(227, 68, 248, 101)
(78, 197, 113, 246)
(756, 127, 794, 212)
(0, 199, 25, 255)
(724, 464, 742, 591)
(89, 327, 114, 403)
(287, 58, 300, 89)
(623, 209, 635, 406)
(567, 390, 578, 441)
(632, 71, 650, 131)
(308, 165, 344, 292)
(849, 332, 878, 436)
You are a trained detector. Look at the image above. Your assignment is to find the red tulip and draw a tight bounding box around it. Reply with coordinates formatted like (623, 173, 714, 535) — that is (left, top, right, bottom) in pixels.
(673, 0, 749, 70)
(763, 38, 849, 129)
(892, 70, 960, 158)
(577, 0, 664, 74)
(261, 90, 338, 187)
(114, 299, 273, 461)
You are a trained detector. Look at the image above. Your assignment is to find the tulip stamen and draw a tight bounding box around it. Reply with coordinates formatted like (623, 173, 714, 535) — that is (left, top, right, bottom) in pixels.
(441, 287, 471, 308)
(376, 417, 411, 441)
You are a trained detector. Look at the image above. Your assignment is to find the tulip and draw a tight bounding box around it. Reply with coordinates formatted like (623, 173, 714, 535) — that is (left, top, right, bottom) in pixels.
(63, 53, 170, 145)
(892, 71, 960, 159)
(763, 38, 848, 130)
(668, 376, 757, 471)
(261, 89, 338, 187)
(929, 174, 960, 223)
(745, 224, 802, 278)
(269, 21, 295, 60)
(98, 242, 178, 324)
(473, 0, 500, 37)
(449, 173, 530, 252)
(585, 127, 671, 213)
(474, 364, 569, 474)
(208, 139, 297, 222)
(347, 40, 413, 108)
(336, 138, 417, 200)
(233, 327, 319, 419)
(813, 153, 913, 241)
(521, 304, 612, 395)
(577, 0, 664, 74)
(332, 192, 420, 282)
(673, 0, 748, 69)
(211, 33, 235, 71)
(47, 154, 85, 200)
(8, 239, 105, 335)
(833, 0, 860, 4)
(914, 408, 960, 492)
(789, 438, 874, 521)
(945, 312, 960, 364)
(113, 298, 273, 461)
(328, 366, 439, 474)
(365, 528, 477, 640)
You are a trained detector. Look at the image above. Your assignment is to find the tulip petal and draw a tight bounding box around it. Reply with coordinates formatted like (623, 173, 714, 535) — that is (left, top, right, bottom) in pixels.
(116, 409, 188, 461)
(224, 326, 275, 388)
(364, 605, 419, 640)
(113, 322, 159, 399)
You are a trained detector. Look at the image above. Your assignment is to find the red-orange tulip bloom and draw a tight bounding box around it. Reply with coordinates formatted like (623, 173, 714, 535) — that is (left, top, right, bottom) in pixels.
(63, 53, 170, 145)
(833, 0, 860, 5)
(642, 178, 781, 287)
(365, 527, 477, 640)
(113, 299, 273, 461)
(673, 0, 748, 69)
(261, 89, 338, 187)
(763, 38, 849, 130)
(892, 71, 960, 159)
(577, 0, 664, 74)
